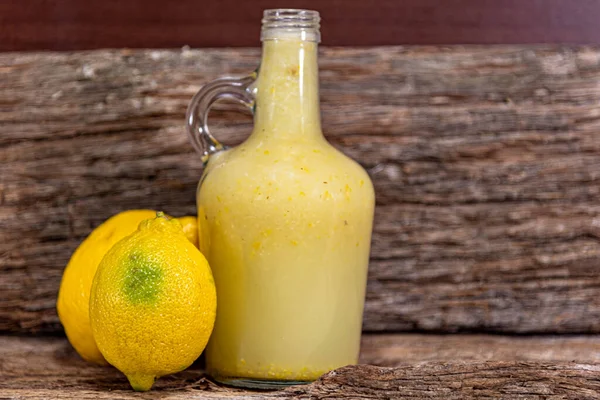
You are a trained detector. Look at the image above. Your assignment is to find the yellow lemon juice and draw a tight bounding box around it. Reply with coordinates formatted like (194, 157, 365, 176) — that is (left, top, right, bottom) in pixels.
(191, 9, 375, 387)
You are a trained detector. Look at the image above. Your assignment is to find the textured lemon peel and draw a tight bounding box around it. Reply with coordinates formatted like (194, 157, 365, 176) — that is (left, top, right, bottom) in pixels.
(90, 212, 216, 392)
(123, 252, 163, 305)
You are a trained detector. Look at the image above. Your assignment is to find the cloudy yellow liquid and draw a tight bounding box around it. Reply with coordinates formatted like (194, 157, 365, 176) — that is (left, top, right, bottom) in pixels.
(198, 37, 375, 384)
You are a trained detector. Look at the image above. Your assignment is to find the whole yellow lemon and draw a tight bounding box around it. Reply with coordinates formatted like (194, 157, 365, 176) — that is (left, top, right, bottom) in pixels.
(89, 212, 216, 391)
(56, 210, 199, 365)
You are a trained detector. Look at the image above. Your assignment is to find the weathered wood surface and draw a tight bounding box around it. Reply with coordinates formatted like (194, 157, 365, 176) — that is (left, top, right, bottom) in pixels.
(2, 335, 600, 399)
(2, 47, 600, 334)
(359, 333, 600, 365)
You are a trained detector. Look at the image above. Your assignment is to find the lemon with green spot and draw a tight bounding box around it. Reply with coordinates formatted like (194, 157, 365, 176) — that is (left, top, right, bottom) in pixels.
(57, 210, 200, 365)
(89, 212, 216, 391)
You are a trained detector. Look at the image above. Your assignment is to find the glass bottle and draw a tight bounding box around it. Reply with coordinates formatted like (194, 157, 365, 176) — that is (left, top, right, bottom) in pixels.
(186, 9, 375, 389)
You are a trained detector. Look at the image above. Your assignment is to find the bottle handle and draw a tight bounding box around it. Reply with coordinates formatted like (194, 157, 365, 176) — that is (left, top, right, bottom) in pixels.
(186, 74, 256, 163)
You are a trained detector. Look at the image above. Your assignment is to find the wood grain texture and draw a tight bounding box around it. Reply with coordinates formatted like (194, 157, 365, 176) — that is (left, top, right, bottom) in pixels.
(2, 335, 600, 399)
(2, 0, 600, 50)
(2, 46, 600, 334)
(359, 334, 600, 365)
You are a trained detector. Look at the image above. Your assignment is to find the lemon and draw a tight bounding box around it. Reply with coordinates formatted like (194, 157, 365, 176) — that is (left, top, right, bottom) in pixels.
(56, 210, 199, 365)
(89, 212, 216, 391)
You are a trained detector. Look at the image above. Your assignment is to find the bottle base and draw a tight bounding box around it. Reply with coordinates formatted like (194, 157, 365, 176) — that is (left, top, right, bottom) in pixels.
(212, 376, 312, 390)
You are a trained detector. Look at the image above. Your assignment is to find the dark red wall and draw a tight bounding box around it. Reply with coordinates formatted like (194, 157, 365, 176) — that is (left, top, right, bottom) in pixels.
(1, 0, 600, 50)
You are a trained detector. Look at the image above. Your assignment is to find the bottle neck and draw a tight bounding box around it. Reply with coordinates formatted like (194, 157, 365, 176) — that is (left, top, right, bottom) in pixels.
(252, 38, 322, 141)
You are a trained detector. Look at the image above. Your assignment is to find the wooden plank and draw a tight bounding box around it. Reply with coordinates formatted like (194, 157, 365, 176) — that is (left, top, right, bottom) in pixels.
(2, 335, 600, 399)
(2, 47, 600, 334)
(2, 0, 600, 50)
(359, 334, 600, 365)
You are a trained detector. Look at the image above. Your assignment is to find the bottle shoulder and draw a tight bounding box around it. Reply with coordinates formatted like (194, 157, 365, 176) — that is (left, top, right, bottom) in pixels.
(199, 138, 374, 204)
(204, 139, 370, 181)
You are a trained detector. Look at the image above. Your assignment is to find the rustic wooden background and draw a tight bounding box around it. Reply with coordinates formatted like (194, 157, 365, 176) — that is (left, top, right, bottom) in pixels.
(2, 46, 600, 338)
(2, 0, 600, 50)
(3, 42, 600, 397)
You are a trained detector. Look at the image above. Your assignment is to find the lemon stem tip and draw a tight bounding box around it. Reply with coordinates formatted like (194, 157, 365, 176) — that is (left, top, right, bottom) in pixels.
(127, 374, 156, 392)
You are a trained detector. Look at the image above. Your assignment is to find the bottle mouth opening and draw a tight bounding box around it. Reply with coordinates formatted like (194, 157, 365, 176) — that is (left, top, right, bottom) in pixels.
(261, 9, 321, 42)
